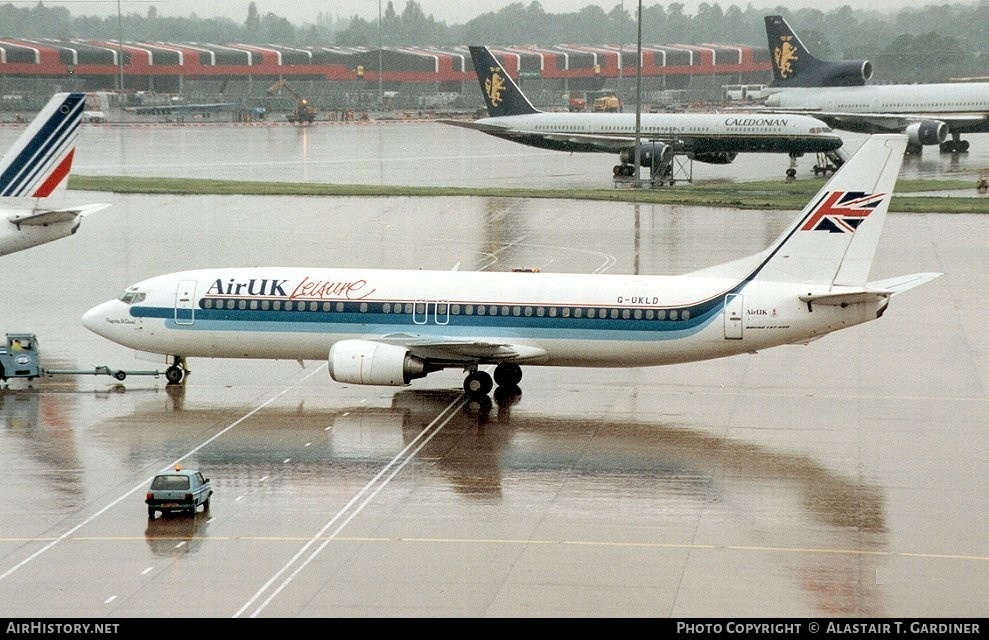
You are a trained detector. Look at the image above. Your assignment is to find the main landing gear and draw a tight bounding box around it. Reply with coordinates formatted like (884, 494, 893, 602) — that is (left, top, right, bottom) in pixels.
(164, 356, 189, 385)
(463, 362, 522, 399)
(940, 133, 970, 154)
(785, 153, 800, 182)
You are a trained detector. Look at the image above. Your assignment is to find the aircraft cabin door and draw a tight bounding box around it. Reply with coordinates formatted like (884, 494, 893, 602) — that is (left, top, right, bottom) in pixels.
(723, 294, 743, 340)
(175, 280, 197, 325)
(412, 300, 450, 325)
(434, 301, 450, 325)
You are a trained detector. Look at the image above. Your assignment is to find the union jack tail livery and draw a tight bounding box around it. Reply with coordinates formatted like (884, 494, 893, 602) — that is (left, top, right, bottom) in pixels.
(0, 92, 85, 199)
(799, 192, 886, 233)
(742, 135, 911, 288)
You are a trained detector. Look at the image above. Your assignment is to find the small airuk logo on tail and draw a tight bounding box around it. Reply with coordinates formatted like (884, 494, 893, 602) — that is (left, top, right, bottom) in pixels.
(774, 36, 799, 78)
(485, 67, 506, 106)
(800, 191, 887, 233)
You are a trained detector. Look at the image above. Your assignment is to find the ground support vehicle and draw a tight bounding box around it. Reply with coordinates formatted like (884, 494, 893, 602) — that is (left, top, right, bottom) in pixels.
(146, 467, 212, 518)
(0, 333, 163, 383)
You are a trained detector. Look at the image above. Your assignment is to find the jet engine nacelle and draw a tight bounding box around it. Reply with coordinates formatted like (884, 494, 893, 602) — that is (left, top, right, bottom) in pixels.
(817, 60, 873, 86)
(905, 120, 948, 147)
(328, 339, 431, 386)
(691, 151, 737, 165)
(619, 141, 672, 167)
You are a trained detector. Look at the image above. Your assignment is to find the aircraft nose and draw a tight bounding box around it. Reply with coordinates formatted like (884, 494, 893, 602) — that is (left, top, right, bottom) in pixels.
(81, 300, 120, 338)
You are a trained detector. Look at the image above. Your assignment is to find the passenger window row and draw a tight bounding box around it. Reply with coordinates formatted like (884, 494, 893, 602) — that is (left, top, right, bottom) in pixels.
(199, 298, 692, 321)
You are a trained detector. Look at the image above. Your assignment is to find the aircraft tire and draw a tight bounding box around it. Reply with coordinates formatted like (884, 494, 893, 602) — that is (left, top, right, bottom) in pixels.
(464, 371, 493, 398)
(494, 363, 522, 387)
(113, 370, 127, 381)
(165, 366, 184, 384)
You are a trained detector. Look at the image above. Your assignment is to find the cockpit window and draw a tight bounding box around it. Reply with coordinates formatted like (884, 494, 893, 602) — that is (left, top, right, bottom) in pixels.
(119, 291, 146, 304)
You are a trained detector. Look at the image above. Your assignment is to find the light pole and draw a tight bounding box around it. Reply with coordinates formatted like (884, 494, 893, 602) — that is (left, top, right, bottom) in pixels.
(633, 0, 642, 187)
(618, 0, 623, 87)
(117, 0, 125, 92)
(378, 0, 383, 107)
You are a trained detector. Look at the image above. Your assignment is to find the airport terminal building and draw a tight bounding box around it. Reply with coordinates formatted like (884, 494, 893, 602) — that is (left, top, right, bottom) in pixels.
(0, 39, 770, 116)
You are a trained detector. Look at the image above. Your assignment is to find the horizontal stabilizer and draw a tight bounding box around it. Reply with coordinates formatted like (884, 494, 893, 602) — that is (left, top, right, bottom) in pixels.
(867, 272, 942, 295)
(8, 203, 110, 226)
(435, 119, 510, 134)
(799, 272, 941, 307)
(798, 290, 891, 307)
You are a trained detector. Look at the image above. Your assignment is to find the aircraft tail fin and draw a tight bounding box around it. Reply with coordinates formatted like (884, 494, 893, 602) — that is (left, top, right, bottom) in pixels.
(468, 46, 540, 117)
(0, 92, 85, 200)
(764, 15, 872, 87)
(751, 134, 908, 287)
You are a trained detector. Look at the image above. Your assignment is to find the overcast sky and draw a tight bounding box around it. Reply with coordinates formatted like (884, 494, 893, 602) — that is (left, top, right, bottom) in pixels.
(25, 1, 958, 24)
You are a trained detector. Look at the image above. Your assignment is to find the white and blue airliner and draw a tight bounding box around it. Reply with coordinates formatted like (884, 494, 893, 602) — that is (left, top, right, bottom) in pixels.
(81, 135, 938, 398)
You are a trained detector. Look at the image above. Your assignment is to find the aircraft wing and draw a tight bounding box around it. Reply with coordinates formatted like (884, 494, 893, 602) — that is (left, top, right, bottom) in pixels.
(7, 203, 110, 226)
(437, 119, 648, 152)
(378, 333, 547, 363)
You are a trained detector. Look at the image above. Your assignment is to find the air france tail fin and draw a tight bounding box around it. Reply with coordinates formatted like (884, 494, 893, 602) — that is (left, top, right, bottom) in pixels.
(468, 46, 540, 117)
(753, 134, 908, 287)
(764, 15, 872, 87)
(0, 92, 85, 199)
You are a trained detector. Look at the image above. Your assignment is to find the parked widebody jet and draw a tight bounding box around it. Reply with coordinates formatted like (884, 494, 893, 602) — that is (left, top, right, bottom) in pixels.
(0, 92, 109, 257)
(762, 15, 989, 154)
(438, 45, 847, 182)
(82, 135, 937, 399)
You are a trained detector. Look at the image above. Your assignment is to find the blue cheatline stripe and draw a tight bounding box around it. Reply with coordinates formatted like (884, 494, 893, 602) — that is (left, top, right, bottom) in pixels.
(0, 93, 84, 197)
(132, 291, 737, 343)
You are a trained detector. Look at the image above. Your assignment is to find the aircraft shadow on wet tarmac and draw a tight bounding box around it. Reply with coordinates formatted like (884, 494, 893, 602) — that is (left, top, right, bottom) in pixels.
(4, 384, 890, 615)
(6, 383, 887, 530)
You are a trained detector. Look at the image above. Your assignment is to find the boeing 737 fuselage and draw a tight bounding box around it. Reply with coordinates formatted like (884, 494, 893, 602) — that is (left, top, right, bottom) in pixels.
(81, 136, 938, 399)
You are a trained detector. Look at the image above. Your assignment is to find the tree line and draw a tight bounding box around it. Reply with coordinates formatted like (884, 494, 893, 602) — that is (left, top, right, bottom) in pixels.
(1, 1, 985, 82)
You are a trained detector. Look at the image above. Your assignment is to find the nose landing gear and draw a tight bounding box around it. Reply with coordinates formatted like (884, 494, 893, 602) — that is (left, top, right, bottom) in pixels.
(164, 356, 188, 385)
